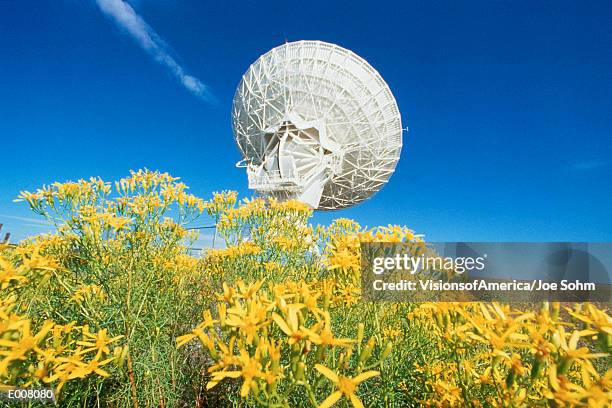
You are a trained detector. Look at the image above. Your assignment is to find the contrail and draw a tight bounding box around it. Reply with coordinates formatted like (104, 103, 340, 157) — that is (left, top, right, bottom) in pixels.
(95, 0, 212, 102)
(0, 214, 52, 226)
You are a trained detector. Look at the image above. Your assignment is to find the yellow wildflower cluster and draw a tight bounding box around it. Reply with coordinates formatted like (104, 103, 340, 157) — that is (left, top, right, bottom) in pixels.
(17, 177, 111, 212)
(202, 195, 319, 285)
(18, 169, 206, 226)
(207, 241, 262, 259)
(205, 191, 239, 218)
(70, 284, 106, 304)
(177, 279, 388, 407)
(405, 302, 611, 407)
(0, 308, 123, 394)
(321, 221, 425, 288)
(194, 195, 610, 406)
(7, 170, 211, 405)
(5, 174, 611, 407)
(0, 252, 123, 394)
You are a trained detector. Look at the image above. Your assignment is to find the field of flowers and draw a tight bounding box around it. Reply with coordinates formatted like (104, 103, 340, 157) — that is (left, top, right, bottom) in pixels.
(0, 169, 610, 407)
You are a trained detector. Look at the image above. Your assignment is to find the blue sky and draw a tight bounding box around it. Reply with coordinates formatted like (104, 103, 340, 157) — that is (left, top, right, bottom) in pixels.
(1, 0, 611, 244)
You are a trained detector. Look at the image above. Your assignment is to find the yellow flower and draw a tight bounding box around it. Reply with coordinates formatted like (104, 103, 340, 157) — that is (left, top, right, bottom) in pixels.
(546, 364, 585, 406)
(225, 300, 268, 345)
(176, 328, 213, 349)
(63, 356, 114, 380)
(333, 283, 361, 307)
(299, 283, 324, 318)
(382, 326, 402, 339)
(0, 320, 54, 363)
(555, 328, 608, 375)
(329, 235, 360, 253)
(303, 313, 354, 348)
(568, 304, 612, 335)
(71, 284, 106, 304)
(273, 236, 299, 251)
(218, 282, 236, 302)
(466, 320, 530, 357)
(264, 261, 281, 273)
(207, 348, 263, 398)
(77, 328, 123, 357)
(44, 354, 84, 393)
(326, 249, 359, 272)
(235, 279, 265, 300)
(314, 364, 379, 408)
(272, 306, 308, 345)
(0, 257, 28, 289)
(507, 353, 527, 377)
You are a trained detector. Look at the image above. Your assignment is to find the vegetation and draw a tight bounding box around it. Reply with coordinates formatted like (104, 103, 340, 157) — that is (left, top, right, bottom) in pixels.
(0, 169, 609, 407)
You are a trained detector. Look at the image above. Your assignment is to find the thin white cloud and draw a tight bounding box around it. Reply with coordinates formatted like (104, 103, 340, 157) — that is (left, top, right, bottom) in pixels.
(95, 0, 212, 101)
(0, 214, 52, 226)
(22, 224, 55, 230)
(570, 160, 607, 171)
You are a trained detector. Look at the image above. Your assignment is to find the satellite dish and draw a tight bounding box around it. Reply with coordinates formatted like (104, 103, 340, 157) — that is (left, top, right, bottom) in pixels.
(232, 40, 403, 210)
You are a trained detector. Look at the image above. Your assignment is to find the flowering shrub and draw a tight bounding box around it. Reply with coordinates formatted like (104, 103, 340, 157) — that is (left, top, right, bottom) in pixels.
(0, 250, 123, 396)
(403, 302, 611, 407)
(187, 191, 611, 407)
(1, 170, 610, 407)
(177, 279, 388, 407)
(3, 170, 211, 406)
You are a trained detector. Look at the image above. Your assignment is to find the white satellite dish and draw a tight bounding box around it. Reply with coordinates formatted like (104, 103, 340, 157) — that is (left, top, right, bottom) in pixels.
(232, 40, 403, 210)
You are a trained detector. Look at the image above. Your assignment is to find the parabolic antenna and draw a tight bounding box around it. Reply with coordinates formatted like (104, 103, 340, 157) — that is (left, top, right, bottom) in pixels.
(232, 40, 403, 210)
